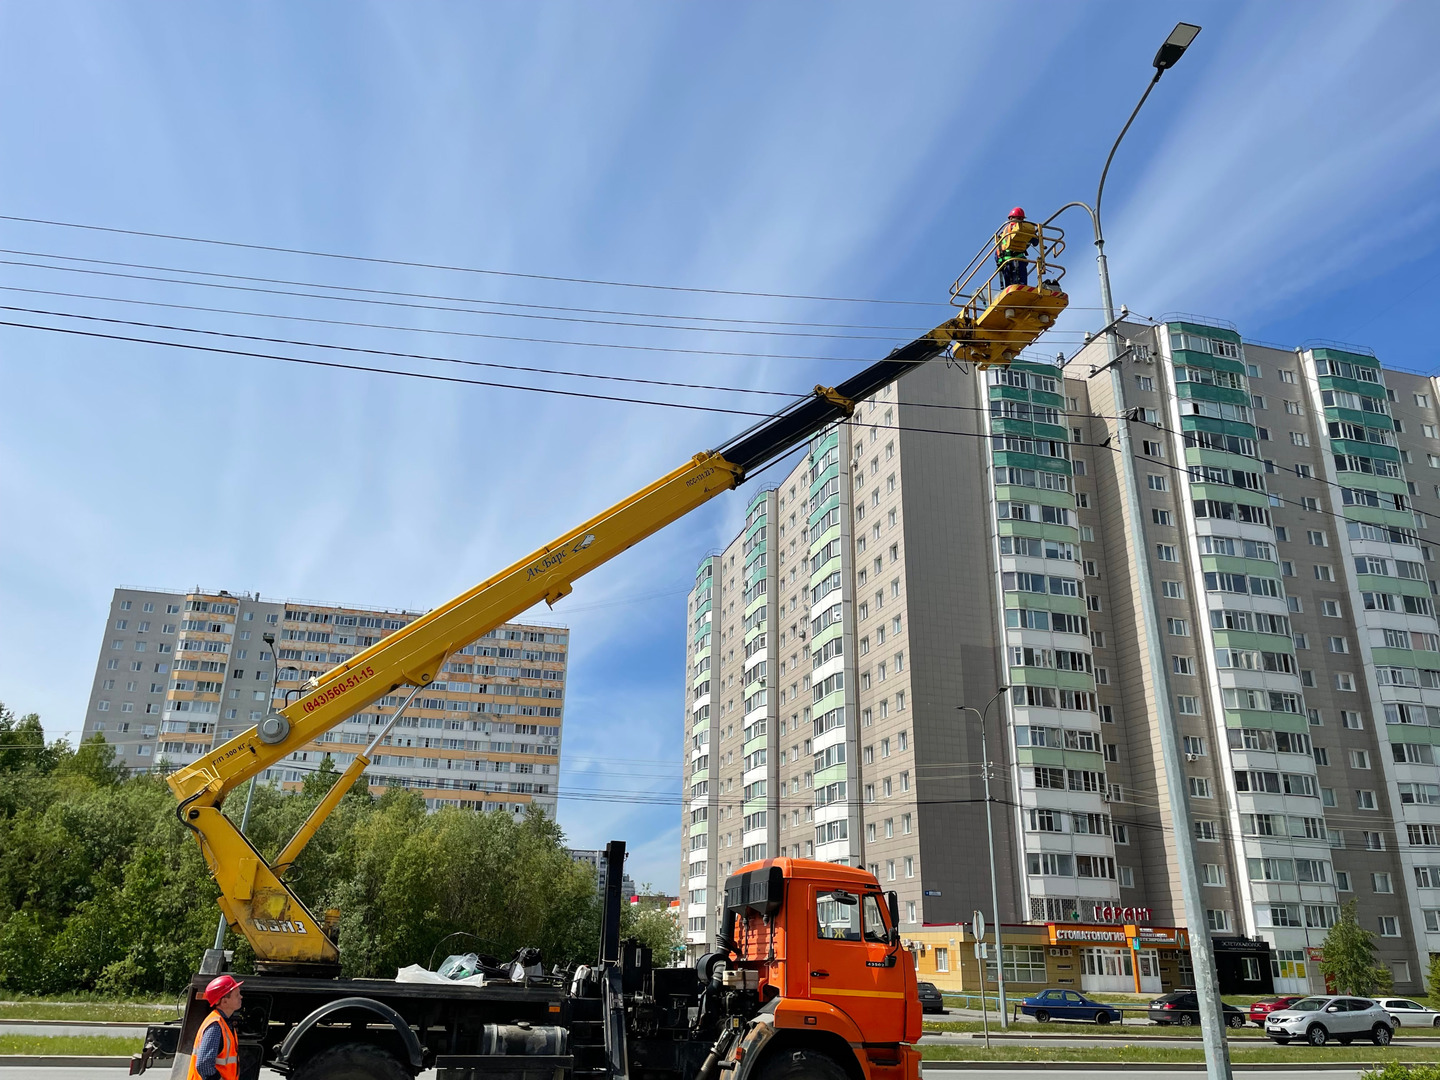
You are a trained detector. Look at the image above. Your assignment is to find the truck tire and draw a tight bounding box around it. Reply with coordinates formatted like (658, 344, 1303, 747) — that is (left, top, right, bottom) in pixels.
(293, 1043, 412, 1080)
(756, 1047, 850, 1080)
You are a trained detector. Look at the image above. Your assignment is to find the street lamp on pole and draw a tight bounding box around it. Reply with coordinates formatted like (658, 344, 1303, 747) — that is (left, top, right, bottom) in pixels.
(959, 685, 1010, 1030)
(1044, 22, 1232, 1080)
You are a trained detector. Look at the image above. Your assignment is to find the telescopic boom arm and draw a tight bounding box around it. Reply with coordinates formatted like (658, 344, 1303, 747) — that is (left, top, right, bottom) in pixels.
(167, 256, 1066, 971)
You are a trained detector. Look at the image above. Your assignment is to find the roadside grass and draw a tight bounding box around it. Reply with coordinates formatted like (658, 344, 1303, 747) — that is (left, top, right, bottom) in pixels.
(0, 1033, 144, 1056)
(922, 1019, 1267, 1038)
(919, 1044, 1440, 1063)
(0, 999, 178, 1022)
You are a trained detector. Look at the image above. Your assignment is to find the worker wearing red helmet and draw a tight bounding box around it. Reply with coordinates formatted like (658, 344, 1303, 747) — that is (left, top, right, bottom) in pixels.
(188, 974, 243, 1080)
(995, 206, 1040, 289)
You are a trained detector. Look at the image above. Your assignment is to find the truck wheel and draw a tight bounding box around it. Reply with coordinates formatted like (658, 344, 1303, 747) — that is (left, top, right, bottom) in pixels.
(293, 1043, 412, 1080)
(756, 1048, 850, 1080)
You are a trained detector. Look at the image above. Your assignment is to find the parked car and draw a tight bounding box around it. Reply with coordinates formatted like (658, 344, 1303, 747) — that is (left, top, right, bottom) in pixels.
(916, 982, 946, 1014)
(1264, 995, 1394, 1046)
(1377, 998, 1440, 1027)
(1148, 991, 1247, 1028)
(1019, 988, 1123, 1024)
(1249, 995, 1305, 1026)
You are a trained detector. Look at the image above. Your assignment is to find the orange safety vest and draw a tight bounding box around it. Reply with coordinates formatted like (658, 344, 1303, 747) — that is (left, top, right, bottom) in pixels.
(995, 219, 1039, 261)
(187, 1009, 239, 1080)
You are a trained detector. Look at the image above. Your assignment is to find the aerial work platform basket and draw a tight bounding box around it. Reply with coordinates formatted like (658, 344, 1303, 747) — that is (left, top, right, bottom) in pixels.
(933, 220, 1069, 369)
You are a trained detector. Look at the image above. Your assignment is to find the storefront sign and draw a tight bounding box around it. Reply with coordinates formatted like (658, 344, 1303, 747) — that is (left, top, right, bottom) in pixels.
(1048, 924, 1128, 944)
(1211, 936, 1270, 953)
(1132, 925, 1188, 948)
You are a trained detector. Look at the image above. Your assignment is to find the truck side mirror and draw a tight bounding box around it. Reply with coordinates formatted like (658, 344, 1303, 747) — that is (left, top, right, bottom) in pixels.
(821, 890, 858, 906)
(887, 891, 901, 945)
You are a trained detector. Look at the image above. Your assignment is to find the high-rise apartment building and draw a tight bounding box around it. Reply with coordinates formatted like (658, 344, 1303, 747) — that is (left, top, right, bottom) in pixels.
(83, 587, 567, 816)
(680, 318, 1440, 993)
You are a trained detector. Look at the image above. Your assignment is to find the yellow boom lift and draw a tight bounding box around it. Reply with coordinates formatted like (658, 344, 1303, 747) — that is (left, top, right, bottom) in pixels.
(166, 221, 1068, 973)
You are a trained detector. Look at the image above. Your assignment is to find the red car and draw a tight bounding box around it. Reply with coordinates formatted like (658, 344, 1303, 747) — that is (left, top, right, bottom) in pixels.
(1249, 996, 1304, 1026)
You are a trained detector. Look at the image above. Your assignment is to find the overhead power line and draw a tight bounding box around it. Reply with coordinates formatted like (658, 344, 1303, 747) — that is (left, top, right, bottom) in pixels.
(0, 311, 1128, 457)
(0, 248, 970, 342)
(0, 254, 1090, 350)
(0, 213, 958, 307)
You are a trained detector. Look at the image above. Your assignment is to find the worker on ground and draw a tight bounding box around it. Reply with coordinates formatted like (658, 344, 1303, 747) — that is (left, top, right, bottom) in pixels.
(995, 206, 1040, 289)
(188, 974, 243, 1080)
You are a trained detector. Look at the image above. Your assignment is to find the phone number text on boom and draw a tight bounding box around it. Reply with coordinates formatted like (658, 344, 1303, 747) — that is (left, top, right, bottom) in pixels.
(301, 666, 376, 714)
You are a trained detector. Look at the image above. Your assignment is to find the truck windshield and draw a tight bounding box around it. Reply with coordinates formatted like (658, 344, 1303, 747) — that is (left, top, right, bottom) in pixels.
(817, 891, 888, 943)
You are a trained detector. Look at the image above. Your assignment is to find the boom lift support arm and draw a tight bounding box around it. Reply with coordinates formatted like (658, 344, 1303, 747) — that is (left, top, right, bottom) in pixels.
(167, 251, 1067, 972)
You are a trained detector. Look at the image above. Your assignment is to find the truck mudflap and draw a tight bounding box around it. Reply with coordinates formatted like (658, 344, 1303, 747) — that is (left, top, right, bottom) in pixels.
(129, 1022, 180, 1075)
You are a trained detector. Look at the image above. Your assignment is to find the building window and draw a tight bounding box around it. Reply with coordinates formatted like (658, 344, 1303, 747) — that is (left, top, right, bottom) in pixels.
(1206, 909, 1231, 931)
(1162, 580, 1184, 599)
(1373, 872, 1393, 893)
(935, 947, 949, 972)
(1172, 655, 1194, 675)
(1202, 864, 1225, 886)
(1356, 790, 1377, 811)
(1156, 544, 1178, 561)
(1378, 916, 1400, 937)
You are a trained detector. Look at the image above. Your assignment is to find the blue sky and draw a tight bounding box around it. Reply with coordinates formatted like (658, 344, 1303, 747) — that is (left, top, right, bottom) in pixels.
(2, 2, 1439, 890)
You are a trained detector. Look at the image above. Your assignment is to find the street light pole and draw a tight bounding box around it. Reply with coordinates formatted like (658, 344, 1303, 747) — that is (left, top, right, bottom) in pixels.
(1047, 23, 1231, 1080)
(960, 685, 1010, 1029)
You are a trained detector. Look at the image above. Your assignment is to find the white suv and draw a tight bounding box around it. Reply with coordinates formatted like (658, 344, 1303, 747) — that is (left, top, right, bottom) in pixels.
(1264, 995, 1394, 1046)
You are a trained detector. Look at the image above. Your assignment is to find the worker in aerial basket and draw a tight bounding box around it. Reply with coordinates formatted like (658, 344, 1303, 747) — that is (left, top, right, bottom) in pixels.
(188, 974, 243, 1080)
(995, 206, 1040, 289)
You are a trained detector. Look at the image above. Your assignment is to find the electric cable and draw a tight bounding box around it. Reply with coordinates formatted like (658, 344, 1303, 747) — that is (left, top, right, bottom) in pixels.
(0, 245, 1089, 333)
(0, 256, 1090, 352)
(0, 211, 1105, 310)
(0, 302, 809, 401)
(0, 248, 976, 341)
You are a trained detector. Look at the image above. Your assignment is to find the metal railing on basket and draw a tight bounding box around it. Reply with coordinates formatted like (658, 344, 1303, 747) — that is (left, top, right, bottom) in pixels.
(937, 221, 1069, 369)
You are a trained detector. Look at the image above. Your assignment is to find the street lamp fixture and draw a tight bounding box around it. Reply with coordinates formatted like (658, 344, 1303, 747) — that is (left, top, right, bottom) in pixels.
(1154, 22, 1202, 71)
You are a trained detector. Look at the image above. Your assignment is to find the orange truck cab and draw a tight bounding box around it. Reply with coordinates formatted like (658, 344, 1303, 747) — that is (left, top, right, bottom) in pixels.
(707, 859, 921, 1080)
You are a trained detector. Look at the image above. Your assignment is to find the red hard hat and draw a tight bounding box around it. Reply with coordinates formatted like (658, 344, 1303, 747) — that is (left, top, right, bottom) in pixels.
(203, 974, 244, 1006)
(1009, 207, 1026, 219)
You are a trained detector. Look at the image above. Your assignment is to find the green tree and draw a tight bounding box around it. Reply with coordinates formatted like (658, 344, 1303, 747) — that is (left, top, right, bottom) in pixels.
(0, 707, 613, 995)
(0, 701, 61, 773)
(1427, 952, 1440, 1004)
(1319, 900, 1392, 995)
(621, 887, 683, 963)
